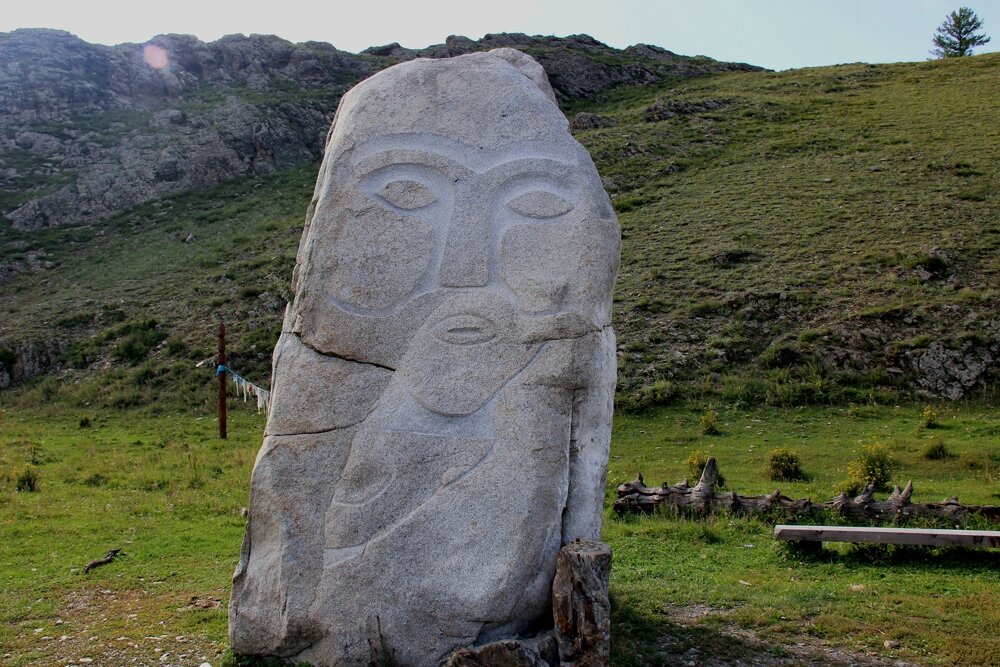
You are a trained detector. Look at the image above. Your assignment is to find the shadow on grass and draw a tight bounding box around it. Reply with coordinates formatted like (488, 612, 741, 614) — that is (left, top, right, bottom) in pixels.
(611, 593, 795, 667)
(780, 540, 1000, 570)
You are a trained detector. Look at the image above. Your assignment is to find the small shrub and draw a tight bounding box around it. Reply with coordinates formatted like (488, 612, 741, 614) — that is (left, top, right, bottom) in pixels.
(765, 448, 809, 482)
(55, 312, 94, 329)
(834, 478, 863, 497)
(959, 451, 983, 470)
(920, 405, 939, 429)
(637, 379, 679, 409)
(15, 467, 39, 492)
(99, 306, 127, 324)
(83, 472, 108, 487)
(689, 299, 726, 317)
(165, 337, 187, 356)
(699, 408, 721, 436)
(612, 193, 654, 213)
(902, 253, 950, 277)
(111, 319, 167, 365)
(798, 327, 830, 344)
(685, 450, 726, 487)
(138, 476, 172, 492)
(845, 441, 897, 493)
(104, 388, 145, 409)
(758, 342, 802, 369)
(695, 524, 722, 544)
(720, 375, 767, 406)
(922, 439, 953, 461)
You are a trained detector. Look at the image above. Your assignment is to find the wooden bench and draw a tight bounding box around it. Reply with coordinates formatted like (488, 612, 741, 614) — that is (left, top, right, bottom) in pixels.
(774, 524, 1000, 549)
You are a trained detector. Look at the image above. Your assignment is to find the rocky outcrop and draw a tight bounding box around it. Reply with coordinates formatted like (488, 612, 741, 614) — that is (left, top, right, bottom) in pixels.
(0, 29, 378, 229)
(645, 97, 730, 122)
(0, 338, 66, 388)
(368, 33, 762, 103)
(905, 339, 996, 400)
(5, 95, 332, 228)
(1, 29, 762, 230)
(0, 29, 374, 125)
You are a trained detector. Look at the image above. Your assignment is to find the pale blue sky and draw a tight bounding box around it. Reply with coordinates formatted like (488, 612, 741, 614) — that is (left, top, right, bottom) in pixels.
(2, 0, 998, 70)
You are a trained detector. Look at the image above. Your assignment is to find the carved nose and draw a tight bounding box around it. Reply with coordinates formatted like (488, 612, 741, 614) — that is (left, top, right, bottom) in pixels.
(438, 190, 490, 288)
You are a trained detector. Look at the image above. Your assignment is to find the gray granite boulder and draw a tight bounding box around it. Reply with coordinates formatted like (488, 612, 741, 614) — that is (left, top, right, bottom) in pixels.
(229, 48, 620, 666)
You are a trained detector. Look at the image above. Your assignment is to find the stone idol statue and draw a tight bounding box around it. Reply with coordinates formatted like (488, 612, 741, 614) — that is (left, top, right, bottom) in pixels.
(229, 48, 620, 666)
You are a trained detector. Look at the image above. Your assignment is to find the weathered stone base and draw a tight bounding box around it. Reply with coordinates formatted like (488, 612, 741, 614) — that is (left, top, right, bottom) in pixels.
(443, 540, 611, 667)
(443, 634, 559, 667)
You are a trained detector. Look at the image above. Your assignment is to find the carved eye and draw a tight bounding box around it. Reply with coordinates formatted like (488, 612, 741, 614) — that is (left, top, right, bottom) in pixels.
(375, 180, 438, 210)
(431, 315, 497, 345)
(507, 190, 575, 219)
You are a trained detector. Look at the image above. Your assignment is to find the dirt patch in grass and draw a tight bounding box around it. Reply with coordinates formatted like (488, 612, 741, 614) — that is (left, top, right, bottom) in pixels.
(657, 603, 918, 666)
(8, 588, 227, 667)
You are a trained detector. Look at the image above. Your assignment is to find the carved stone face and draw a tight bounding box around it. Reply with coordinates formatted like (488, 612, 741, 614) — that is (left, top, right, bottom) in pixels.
(291, 50, 619, 376)
(230, 49, 620, 667)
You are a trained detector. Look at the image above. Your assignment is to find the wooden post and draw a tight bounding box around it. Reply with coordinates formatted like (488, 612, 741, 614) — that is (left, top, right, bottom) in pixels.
(218, 322, 227, 440)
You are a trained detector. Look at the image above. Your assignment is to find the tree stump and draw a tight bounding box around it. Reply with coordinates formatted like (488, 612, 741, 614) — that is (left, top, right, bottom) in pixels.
(552, 540, 612, 667)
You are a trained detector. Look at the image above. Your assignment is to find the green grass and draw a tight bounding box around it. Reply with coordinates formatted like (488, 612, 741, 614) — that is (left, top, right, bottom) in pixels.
(606, 403, 1000, 665)
(1, 402, 997, 665)
(0, 405, 262, 666)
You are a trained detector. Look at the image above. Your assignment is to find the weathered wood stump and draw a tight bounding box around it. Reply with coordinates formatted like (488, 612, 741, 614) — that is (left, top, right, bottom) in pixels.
(614, 457, 999, 526)
(552, 540, 612, 667)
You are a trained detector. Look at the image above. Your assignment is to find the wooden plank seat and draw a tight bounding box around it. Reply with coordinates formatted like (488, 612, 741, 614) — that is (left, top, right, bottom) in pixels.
(774, 524, 1000, 549)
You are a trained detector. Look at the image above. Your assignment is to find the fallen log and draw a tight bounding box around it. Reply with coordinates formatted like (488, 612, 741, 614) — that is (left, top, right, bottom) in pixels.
(613, 458, 999, 526)
(83, 548, 122, 573)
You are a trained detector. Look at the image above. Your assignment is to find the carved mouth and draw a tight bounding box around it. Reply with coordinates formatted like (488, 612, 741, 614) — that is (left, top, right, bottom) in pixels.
(431, 314, 498, 345)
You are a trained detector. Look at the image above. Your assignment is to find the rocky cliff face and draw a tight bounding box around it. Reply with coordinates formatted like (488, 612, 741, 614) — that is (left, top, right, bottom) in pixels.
(0, 29, 760, 231)
(0, 29, 377, 230)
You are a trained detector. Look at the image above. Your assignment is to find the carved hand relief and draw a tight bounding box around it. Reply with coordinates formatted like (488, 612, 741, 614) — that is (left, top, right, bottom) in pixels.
(230, 49, 620, 667)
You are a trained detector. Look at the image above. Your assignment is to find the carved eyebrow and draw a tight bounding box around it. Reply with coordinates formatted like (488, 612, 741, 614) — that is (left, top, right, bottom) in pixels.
(492, 170, 579, 212)
(482, 157, 583, 180)
(352, 134, 584, 172)
(354, 150, 466, 179)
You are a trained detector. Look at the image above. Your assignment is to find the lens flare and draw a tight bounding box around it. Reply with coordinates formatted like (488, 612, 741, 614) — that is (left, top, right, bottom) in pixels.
(143, 44, 169, 70)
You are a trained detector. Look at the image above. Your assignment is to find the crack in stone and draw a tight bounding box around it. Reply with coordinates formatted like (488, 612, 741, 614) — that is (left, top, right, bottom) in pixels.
(293, 331, 397, 372)
(269, 423, 361, 437)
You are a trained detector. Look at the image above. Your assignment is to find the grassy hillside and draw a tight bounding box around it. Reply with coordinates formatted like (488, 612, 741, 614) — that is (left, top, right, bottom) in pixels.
(1, 53, 999, 409)
(577, 54, 1000, 408)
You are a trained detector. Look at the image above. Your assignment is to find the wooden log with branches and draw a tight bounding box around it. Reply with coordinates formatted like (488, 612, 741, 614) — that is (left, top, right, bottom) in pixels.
(83, 548, 122, 573)
(613, 458, 1000, 526)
